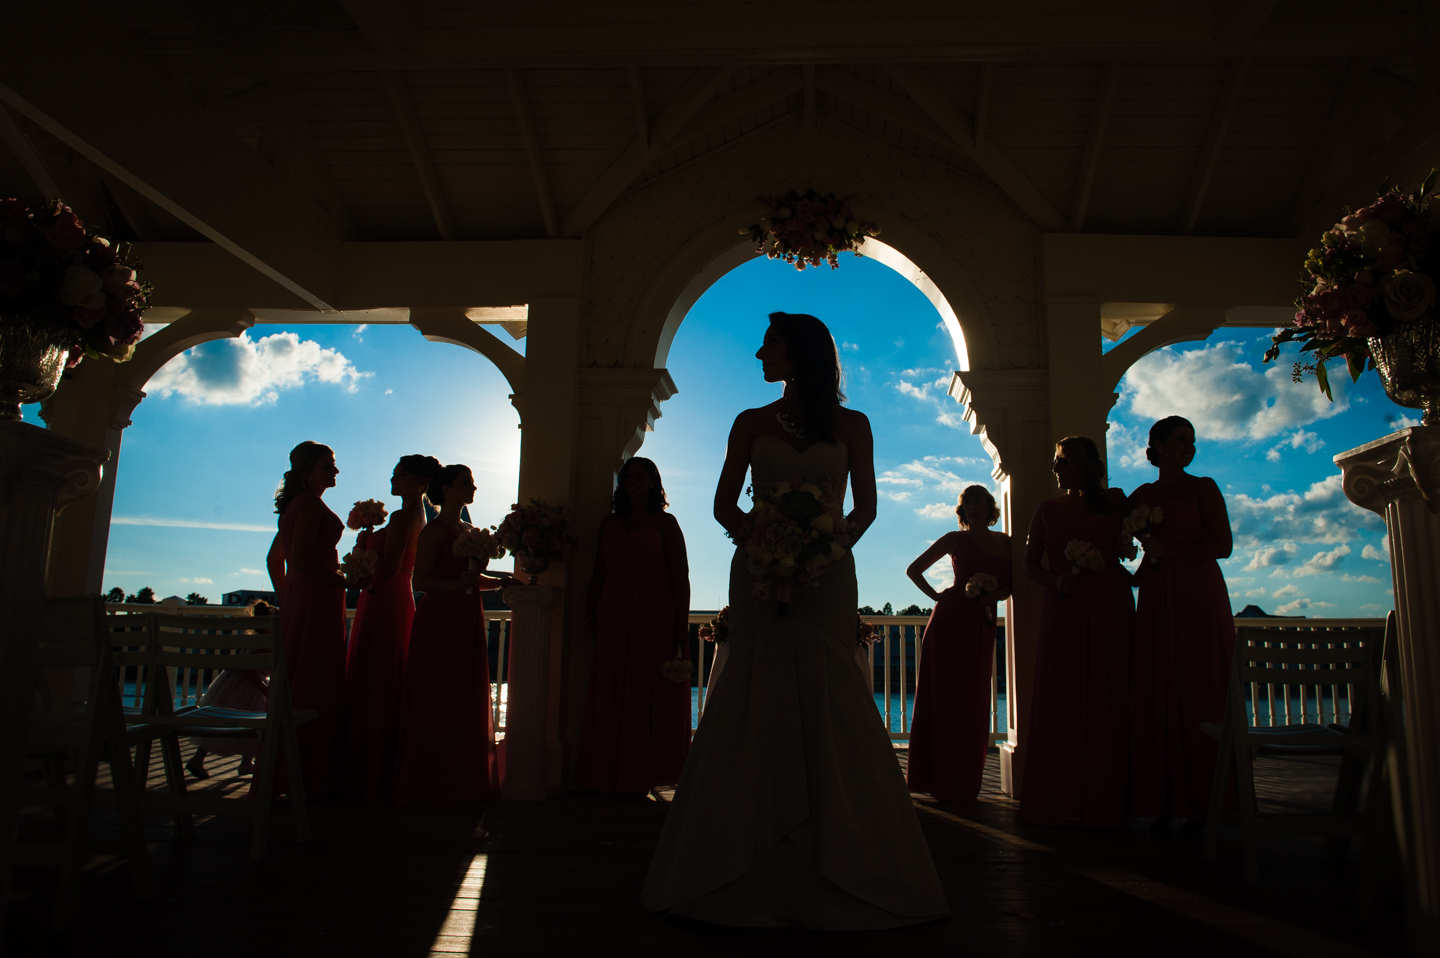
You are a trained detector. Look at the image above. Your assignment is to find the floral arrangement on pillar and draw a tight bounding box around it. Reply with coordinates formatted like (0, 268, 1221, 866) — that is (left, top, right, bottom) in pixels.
(1267, 171, 1440, 424)
(0, 199, 151, 421)
(497, 499, 579, 584)
(742, 189, 878, 270)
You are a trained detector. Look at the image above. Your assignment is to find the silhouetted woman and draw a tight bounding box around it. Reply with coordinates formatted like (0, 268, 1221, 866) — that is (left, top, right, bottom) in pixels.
(575, 456, 692, 794)
(341, 453, 442, 801)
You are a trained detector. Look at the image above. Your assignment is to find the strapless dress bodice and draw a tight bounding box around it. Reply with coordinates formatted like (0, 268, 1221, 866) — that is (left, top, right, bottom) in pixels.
(750, 435, 849, 492)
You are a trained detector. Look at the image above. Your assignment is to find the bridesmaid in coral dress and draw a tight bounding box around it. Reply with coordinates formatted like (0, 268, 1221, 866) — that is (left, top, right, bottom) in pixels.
(266, 441, 348, 800)
(574, 456, 692, 794)
(1021, 436, 1135, 829)
(904, 484, 1012, 803)
(341, 454, 442, 801)
(1128, 416, 1235, 829)
(392, 464, 514, 805)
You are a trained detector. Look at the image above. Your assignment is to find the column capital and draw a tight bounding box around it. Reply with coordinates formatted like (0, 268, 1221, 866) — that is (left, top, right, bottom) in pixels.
(0, 420, 108, 511)
(578, 366, 678, 470)
(950, 369, 1049, 481)
(1334, 425, 1440, 516)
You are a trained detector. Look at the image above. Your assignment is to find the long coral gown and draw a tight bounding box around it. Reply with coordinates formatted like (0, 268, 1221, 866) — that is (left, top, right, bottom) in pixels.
(276, 492, 347, 800)
(1021, 497, 1135, 829)
(906, 535, 1011, 803)
(341, 524, 417, 801)
(1129, 488, 1235, 819)
(392, 522, 501, 804)
(574, 515, 690, 793)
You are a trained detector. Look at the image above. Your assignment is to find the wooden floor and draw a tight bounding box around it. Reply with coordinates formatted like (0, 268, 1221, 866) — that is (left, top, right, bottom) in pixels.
(5, 743, 1405, 957)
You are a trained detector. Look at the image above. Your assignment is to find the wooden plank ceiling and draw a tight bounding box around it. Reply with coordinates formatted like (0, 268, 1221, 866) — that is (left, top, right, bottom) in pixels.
(1, 0, 1434, 250)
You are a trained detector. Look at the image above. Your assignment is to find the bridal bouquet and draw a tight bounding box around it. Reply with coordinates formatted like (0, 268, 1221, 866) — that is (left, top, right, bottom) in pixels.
(454, 526, 505, 594)
(498, 499, 578, 579)
(698, 606, 730, 644)
(855, 616, 880, 649)
(346, 499, 388, 532)
(964, 572, 1000, 599)
(1063, 539, 1104, 575)
(734, 477, 851, 616)
(1267, 172, 1440, 398)
(659, 657, 693, 685)
(743, 189, 879, 270)
(339, 547, 378, 585)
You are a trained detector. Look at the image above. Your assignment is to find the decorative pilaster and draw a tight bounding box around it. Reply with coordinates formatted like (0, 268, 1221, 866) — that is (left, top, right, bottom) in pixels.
(0, 421, 107, 907)
(1336, 426, 1440, 952)
(501, 584, 562, 801)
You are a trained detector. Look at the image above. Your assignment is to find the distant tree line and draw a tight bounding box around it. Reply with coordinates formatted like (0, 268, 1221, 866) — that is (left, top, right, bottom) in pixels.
(858, 602, 932, 617)
(104, 586, 210, 605)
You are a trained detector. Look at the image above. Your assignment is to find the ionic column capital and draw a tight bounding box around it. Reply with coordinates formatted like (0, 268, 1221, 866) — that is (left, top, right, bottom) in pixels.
(1334, 425, 1440, 516)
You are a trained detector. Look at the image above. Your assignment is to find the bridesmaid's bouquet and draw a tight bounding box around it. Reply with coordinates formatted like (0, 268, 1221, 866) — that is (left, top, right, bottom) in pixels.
(964, 572, 1000, 599)
(454, 526, 505, 595)
(498, 499, 579, 580)
(856, 616, 880, 648)
(1063, 539, 1105, 574)
(339, 547, 378, 586)
(660, 657, 693, 685)
(1122, 504, 1164, 539)
(734, 477, 851, 617)
(698, 606, 730, 644)
(346, 499, 388, 532)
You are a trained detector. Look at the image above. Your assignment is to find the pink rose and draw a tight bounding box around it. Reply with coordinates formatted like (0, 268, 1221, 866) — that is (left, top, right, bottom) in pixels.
(1343, 284, 1374, 309)
(39, 206, 88, 252)
(74, 304, 105, 329)
(1341, 308, 1370, 330)
(101, 301, 144, 345)
(99, 265, 136, 296)
(1355, 269, 1374, 287)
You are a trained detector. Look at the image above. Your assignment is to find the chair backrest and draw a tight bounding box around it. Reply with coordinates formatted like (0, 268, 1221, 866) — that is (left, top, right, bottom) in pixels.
(149, 612, 281, 710)
(34, 596, 111, 716)
(1234, 623, 1383, 730)
(107, 612, 155, 712)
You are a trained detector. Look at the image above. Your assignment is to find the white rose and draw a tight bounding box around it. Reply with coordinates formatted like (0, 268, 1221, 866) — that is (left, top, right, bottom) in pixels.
(1383, 270, 1437, 322)
(59, 266, 105, 310)
(845, 220, 859, 233)
(1352, 219, 1391, 255)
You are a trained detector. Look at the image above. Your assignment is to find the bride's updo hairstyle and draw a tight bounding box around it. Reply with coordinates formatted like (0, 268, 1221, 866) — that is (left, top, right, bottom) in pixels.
(398, 454, 443, 491)
(428, 464, 472, 506)
(1145, 416, 1194, 466)
(767, 311, 845, 444)
(274, 440, 333, 515)
(1056, 436, 1107, 513)
(956, 484, 1002, 529)
(612, 456, 669, 516)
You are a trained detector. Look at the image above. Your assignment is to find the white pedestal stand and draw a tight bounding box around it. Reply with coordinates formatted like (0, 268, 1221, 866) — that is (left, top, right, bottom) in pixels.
(500, 583, 561, 801)
(1336, 425, 1440, 954)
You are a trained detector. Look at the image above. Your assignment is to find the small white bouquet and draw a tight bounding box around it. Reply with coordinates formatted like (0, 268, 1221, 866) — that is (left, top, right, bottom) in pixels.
(1063, 539, 1104, 575)
(660, 657, 693, 685)
(340, 547, 378, 586)
(964, 572, 1000, 599)
(1122, 504, 1164, 538)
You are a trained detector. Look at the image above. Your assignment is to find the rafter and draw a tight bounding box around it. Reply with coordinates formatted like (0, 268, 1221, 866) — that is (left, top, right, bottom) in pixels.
(627, 67, 648, 148)
(1180, 58, 1249, 235)
(1071, 61, 1120, 233)
(803, 64, 816, 129)
(973, 62, 993, 143)
(1285, 59, 1372, 238)
(560, 65, 734, 238)
(506, 68, 557, 238)
(339, 0, 415, 57)
(0, 104, 60, 199)
(1215, 0, 1281, 47)
(381, 71, 454, 241)
(282, 97, 358, 240)
(881, 63, 1069, 232)
(100, 172, 159, 240)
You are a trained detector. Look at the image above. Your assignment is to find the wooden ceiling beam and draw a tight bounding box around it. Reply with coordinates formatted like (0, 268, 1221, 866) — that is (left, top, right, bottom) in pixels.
(505, 68, 558, 239)
(339, 0, 415, 57)
(0, 104, 61, 200)
(382, 71, 454, 241)
(973, 62, 993, 143)
(1285, 59, 1372, 238)
(882, 63, 1069, 232)
(1215, 0, 1281, 47)
(803, 64, 816, 129)
(627, 67, 648, 148)
(1071, 61, 1121, 233)
(1180, 58, 1249, 235)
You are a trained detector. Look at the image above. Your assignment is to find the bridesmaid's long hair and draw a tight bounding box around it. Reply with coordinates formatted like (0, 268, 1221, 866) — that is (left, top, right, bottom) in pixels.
(274, 441, 333, 515)
(1056, 436, 1107, 514)
(768, 311, 845, 444)
(428, 464, 472, 506)
(398, 454, 443, 496)
(612, 456, 669, 516)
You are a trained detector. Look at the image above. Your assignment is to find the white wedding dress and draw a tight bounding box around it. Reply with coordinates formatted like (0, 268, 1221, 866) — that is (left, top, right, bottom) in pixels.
(641, 436, 950, 928)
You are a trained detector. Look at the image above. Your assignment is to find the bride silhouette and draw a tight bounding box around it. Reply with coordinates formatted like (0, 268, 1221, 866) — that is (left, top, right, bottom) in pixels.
(641, 312, 948, 929)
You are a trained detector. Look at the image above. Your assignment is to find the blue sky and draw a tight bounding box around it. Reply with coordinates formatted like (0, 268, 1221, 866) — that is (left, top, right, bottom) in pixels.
(38, 252, 1396, 617)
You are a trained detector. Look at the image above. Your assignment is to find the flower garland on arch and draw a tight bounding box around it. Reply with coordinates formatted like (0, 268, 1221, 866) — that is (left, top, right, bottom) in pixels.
(743, 189, 879, 270)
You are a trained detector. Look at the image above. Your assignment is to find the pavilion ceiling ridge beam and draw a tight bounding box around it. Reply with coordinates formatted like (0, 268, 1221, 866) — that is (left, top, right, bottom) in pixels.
(882, 63, 1069, 233)
(381, 71, 454, 241)
(0, 105, 60, 200)
(627, 67, 648, 148)
(1284, 58, 1371, 238)
(1071, 61, 1120, 233)
(505, 68, 558, 239)
(100, 172, 160, 241)
(560, 64, 735, 238)
(1180, 58, 1249, 235)
(973, 62, 993, 143)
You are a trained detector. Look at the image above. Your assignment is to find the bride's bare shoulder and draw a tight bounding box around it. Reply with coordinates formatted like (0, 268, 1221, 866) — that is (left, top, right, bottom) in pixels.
(835, 406, 872, 440)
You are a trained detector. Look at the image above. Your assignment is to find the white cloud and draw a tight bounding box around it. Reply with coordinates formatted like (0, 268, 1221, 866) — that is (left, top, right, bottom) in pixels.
(1341, 573, 1382, 584)
(842, 341, 859, 351)
(1361, 543, 1389, 562)
(1271, 583, 1303, 598)
(1228, 474, 1384, 551)
(178, 576, 214, 584)
(112, 516, 274, 532)
(353, 324, 368, 341)
(1291, 544, 1351, 577)
(1387, 414, 1423, 429)
(1244, 588, 1267, 597)
(235, 568, 266, 576)
(1107, 421, 1150, 471)
(892, 368, 965, 431)
(1244, 542, 1297, 571)
(1276, 597, 1336, 615)
(1119, 341, 1347, 442)
(1265, 428, 1325, 462)
(148, 331, 371, 405)
(878, 456, 993, 508)
(924, 562, 954, 592)
(917, 502, 957, 520)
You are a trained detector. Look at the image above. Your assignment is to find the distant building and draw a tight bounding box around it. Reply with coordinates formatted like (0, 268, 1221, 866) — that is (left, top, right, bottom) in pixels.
(1235, 604, 1304, 619)
(223, 589, 278, 607)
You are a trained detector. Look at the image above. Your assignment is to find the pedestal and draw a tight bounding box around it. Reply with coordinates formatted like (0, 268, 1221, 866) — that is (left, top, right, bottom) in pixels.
(501, 583, 562, 801)
(0, 421, 107, 914)
(1336, 426, 1440, 953)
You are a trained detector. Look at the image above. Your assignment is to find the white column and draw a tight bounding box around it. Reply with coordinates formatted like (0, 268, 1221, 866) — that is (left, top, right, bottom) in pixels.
(1336, 426, 1440, 952)
(501, 583, 562, 801)
(0, 421, 106, 908)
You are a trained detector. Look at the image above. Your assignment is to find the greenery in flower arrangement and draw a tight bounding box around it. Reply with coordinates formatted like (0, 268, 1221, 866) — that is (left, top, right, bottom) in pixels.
(744, 189, 879, 270)
(1266, 171, 1440, 400)
(0, 198, 150, 364)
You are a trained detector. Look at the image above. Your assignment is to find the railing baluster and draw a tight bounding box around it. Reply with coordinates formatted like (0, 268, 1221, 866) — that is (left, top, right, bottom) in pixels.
(883, 625, 892, 736)
(898, 625, 910, 735)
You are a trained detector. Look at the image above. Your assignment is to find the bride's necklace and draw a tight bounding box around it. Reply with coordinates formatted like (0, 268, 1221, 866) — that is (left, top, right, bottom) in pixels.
(775, 411, 805, 438)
